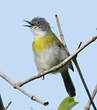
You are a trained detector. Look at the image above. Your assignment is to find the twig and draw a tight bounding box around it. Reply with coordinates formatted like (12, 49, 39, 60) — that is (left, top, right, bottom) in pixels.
(84, 85, 97, 110)
(0, 95, 12, 110)
(5, 101, 12, 110)
(15, 35, 97, 87)
(55, 15, 66, 46)
(0, 96, 5, 110)
(77, 42, 82, 49)
(0, 72, 48, 106)
(73, 59, 96, 110)
(55, 14, 96, 110)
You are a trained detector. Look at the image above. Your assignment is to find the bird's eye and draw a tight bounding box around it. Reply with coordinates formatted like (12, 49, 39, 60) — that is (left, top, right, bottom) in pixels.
(36, 21, 40, 26)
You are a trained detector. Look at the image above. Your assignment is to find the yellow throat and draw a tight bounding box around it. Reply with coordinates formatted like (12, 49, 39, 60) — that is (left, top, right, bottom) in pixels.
(32, 30, 60, 52)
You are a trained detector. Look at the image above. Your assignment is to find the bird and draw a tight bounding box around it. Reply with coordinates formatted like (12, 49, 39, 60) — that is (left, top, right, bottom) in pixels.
(24, 17, 76, 97)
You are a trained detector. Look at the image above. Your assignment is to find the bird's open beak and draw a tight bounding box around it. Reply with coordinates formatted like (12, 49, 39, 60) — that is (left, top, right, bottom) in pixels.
(24, 20, 34, 27)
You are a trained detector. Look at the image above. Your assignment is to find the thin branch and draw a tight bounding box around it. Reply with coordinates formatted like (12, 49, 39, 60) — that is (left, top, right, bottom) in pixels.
(15, 35, 97, 87)
(0, 72, 48, 106)
(55, 14, 71, 56)
(5, 101, 12, 110)
(55, 14, 96, 110)
(77, 42, 82, 49)
(84, 85, 97, 110)
(0, 95, 12, 110)
(0, 96, 5, 110)
(55, 14, 66, 46)
(73, 59, 96, 110)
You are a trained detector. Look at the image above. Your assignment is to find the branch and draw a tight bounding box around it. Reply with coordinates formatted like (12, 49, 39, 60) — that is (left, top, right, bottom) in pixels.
(15, 35, 97, 87)
(0, 95, 12, 110)
(84, 85, 97, 110)
(5, 101, 12, 110)
(55, 15, 66, 46)
(55, 15, 97, 110)
(55, 14, 96, 110)
(0, 72, 48, 106)
(0, 96, 5, 110)
(73, 59, 97, 110)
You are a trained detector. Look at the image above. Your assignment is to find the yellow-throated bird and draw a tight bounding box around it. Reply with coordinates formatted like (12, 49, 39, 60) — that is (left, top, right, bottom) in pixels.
(25, 17, 76, 97)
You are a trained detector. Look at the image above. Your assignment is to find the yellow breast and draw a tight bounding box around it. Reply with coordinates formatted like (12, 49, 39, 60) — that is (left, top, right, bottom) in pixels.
(32, 31, 59, 52)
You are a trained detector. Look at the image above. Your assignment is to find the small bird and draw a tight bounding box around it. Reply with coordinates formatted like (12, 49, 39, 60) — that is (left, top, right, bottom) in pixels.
(25, 17, 76, 97)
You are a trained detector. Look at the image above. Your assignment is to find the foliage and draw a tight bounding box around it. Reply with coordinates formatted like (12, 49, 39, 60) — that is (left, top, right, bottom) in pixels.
(58, 97, 78, 110)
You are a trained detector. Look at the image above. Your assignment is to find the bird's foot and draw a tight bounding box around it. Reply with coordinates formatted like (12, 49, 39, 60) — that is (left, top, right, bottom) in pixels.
(37, 72, 45, 80)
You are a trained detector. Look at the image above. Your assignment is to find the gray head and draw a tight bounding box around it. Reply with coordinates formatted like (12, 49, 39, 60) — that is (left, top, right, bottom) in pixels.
(24, 17, 51, 32)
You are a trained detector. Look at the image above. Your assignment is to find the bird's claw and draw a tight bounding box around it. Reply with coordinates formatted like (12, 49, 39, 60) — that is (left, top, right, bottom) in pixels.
(37, 72, 45, 80)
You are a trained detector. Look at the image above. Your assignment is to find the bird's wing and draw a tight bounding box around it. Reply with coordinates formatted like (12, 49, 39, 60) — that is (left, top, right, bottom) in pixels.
(51, 31, 74, 71)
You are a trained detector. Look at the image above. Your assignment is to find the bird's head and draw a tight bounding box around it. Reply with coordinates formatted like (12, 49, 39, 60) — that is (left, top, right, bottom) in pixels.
(24, 17, 51, 38)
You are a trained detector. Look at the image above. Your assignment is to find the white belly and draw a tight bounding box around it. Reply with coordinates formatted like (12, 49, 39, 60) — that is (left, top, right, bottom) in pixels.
(34, 44, 68, 72)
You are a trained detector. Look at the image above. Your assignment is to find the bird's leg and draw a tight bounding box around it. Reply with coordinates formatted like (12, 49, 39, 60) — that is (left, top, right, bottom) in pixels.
(42, 75, 45, 80)
(37, 72, 45, 80)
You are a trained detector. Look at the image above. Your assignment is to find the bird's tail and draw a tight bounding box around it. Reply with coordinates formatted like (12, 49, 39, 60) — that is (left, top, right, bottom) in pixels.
(61, 71, 76, 97)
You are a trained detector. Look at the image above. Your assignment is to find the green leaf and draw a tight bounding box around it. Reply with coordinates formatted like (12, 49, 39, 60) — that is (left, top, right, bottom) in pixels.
(58, 97, 78, 110)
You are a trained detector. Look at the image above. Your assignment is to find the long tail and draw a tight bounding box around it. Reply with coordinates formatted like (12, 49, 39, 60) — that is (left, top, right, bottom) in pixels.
(61, 71, 76, 97)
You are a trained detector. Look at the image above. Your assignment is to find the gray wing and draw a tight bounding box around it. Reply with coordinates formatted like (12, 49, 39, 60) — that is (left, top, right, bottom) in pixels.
(54, 38, 74, 71)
